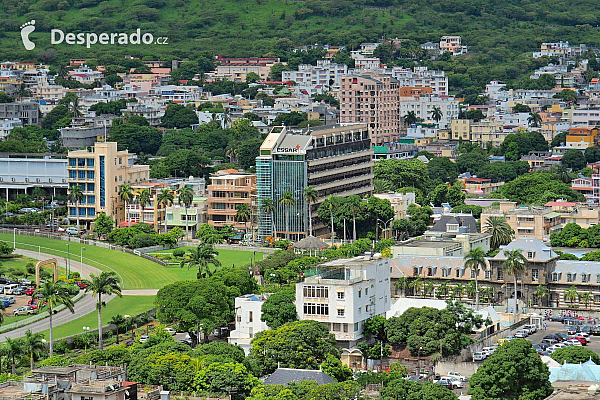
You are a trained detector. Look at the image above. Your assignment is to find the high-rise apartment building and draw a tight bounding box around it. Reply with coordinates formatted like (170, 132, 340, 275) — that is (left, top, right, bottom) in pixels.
(67, 142, 150, 227)
(390, 67, 448, 96)
(339, 75, 401, 146)
(256, 124, 373, 240)
(206, 170, 257, 235)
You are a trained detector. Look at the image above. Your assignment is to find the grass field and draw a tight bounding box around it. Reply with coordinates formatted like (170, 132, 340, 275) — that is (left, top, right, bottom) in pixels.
(0, 234, 263, 289)
(1, 255, 67, 278)
(37, 296, 155, 340)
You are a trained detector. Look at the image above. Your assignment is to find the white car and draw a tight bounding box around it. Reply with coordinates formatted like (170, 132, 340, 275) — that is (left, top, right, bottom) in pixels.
(139, 335, 149, 343)
(514, 330, 528, 338)
(565, 339, 582, 346)
(66, 227, 79, 235)
(447, 372, 467, 382)
(165, 328, 176, 335)
(482, 346, 496, 356)
(473, 352, 486, 361)
(523, 324, 537, 334)
(441, 376, 464, 388)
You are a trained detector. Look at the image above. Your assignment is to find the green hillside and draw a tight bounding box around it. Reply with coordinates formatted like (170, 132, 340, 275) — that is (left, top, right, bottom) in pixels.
(1, 0, 600, 85)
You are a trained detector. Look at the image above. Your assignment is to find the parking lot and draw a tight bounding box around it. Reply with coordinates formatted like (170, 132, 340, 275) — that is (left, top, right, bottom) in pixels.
(508, 320, 600, 354)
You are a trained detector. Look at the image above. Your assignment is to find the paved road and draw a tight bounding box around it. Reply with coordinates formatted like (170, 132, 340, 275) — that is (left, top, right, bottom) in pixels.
(0, 249, 155, 341)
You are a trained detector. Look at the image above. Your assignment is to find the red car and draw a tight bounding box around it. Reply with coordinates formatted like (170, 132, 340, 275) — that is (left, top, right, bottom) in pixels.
(570, 336, 587, 345)
(24, 287, 35, 296)
(76, 281, 88, 289)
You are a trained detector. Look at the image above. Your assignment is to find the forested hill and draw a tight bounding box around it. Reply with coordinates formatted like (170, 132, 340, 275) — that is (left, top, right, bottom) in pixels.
(2, 0, 600, 81)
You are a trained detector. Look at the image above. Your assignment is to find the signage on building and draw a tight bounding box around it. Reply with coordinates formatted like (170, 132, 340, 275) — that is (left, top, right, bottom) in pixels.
(275, 144, 302, 153)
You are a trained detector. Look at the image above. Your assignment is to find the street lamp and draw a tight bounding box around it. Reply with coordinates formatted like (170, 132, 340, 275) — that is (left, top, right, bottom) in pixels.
(82, 326, 90, 353)
(80, 247, 86, 276)
(376, 217, 394, 241)
(65, 244, 70, 279)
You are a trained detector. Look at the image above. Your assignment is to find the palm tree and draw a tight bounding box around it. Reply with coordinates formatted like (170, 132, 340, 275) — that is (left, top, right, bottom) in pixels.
(394, 276, 409, 296)
(261, 198, 277, 239)
(34, 281, 75, 357)
(279, 191, 296, 241)
(110, 314, 126, 344)
(23, 329, 46, 371)
(347, 195, 362, 242)
(225, 147, 238, 164)
(373, 179, 393, 194)
(409, 278, 423, 297)
(326, 195, 335, 242)
(136, 188, 151, 224)
(465, 281, 476, 299)
(454, 284, 465, 299)
(403, 111, 418, 125)
(68, 96, 83, 118)
(430, 106, 443, 124)
(157, 189, 174, 233)
(528, 112, 542, 128)
(564, 285, 578, 304)
(303, 186, 318, 237)
(85, 271, 122, 351)
(177, 186, 194, 240)
(235, 203, 251, 238)
(579, 291, 592, 309)
(4, 338, 21, 375)
(464, 247, 487, 310)
(185, 244, 222, 279)
(502, 249, 527, 323)
(118, 184, 134, 227)
(424, 281, 435, 297)
(483, 216, 514, 249)
(68, 185, 84, 229)
(436, 282, 449, 299)
(533, 285, 549, 307)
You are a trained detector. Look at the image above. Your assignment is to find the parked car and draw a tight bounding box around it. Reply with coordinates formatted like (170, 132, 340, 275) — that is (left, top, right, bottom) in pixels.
(66, 227, 79, 235)
(435, 379, 453, 389)
(13, 306, 35, 316)
(542, 338, 557, 345)
(505, 335, 516, 341)
(24, 287, 35, 296)
(18, 279, 31, 286)
(523, 324, 537, 334)
(473, 352, 486, 362)
(177, 338, 192, 346)
(557, 332, 569, 341)
(514, 330, 528, 338)
(591, 326, 600, 336)
(447, 372, 467, 382)
(566, 326, 578, 335)
(482, 346, 496, 356)
(548, 315, 564, 322)
(165, 327, 176, 335)
(537, 342, 550, 351)
(11, 287, 26, 295)
(553, 333, 565, 342)
(0, 296, 15, 304)
(441, 376, 464, 389)
(582, 326, 592, 334)
(139, 335, 149, 343)
(565, 339, 583, 346)
(76, 281, 88, 289)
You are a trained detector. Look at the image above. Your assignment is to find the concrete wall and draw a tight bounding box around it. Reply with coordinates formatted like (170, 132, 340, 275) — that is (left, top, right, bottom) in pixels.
(435, 361, 479, 378)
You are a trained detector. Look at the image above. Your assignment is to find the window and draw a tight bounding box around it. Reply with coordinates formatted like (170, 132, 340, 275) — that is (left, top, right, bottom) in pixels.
(337, 309, 345, 317)
(497, 268, 503, 280)
(77, 158, 85, 167)
(87, 158, 94, 167)
(365, 288, 369, 296)
(442, 268, 449, 278)
(456, 268, 460, 278)
(79, 208, 86, 216)
(303, 285, 329, 298)
(69, 208, 76, 216)
(532, 269, 539, 282)
(427, 267, 433, 277)
(87, 183, 95, 191)
(354, 322, 359, 331)
(471, 269, 477, 279)
(358, 289, 362, 298)
(303, 303, 329, 316)
(87, 208, 95, 217)
(249, 311, 253, 322)
(337, 291, 345, 300)
(69, 170, 76, 179)
(552, 272, 560, 282)
(582, 274, 590, 283)
(69, 158, 76, 167)
(597, 274, 600, 284)
(567, 273, 574, 283)
(358, 307, 361, 315)
(527, 251, 534, 258)
(78, 170, 85, 179)
(87, 171, 94, 179)
(87, 195, 95, 204)
(485, 270, 491, 280)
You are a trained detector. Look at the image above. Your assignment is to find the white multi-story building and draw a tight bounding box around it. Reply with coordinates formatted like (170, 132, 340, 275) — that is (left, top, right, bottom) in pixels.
(572, 107, 600, 127)
(399, 94, 460, 129)
(0, 118, 22, 140)
(228, 293, 270, 354)
(0, 157, 68, 200)
(390, 67, 448, 96)
(296, 255, 391, 346)
(282, 60, 348, 90)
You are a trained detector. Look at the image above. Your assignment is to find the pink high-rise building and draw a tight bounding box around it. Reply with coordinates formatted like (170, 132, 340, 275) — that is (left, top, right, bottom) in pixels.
(339, 75, 401, 146)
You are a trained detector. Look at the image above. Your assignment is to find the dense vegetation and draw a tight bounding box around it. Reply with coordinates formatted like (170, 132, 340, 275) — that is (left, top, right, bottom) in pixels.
(4, 0, 600, 90)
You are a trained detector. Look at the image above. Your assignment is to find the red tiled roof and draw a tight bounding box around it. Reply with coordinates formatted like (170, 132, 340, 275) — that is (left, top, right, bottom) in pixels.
(544, 201, 577, 207)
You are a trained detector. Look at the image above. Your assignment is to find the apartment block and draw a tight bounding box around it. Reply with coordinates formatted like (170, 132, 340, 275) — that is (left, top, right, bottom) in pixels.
(67, 142, 150, 227)
(373, 192, 416, 220)
(480, 202, 561, 242)
(296, 255, 391, 347)
(282, 60, 348, 89)
(451, 119, 471, 141)
(256, 124, 373, 239)
(212, 57, 283, 82)
(339, 75, 401, 145)
(545, 201, 600, 228)
(399, 94, 460, 129)
(206, 170, 257, 234)
(390, 66, 448, 96)
(566, 126, 599, 148)
(0, 102, 39, 126)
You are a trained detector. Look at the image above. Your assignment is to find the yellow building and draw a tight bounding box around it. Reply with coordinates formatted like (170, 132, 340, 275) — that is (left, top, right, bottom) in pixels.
(451, 119, 471, 141)
(480, 202, 561, 242)
(566, 127, 599, 148)
(470, 119, 505, 147)
(67, 142, 150, 227)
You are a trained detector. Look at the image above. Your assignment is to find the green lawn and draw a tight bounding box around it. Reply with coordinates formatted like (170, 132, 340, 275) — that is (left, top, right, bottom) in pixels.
(37, 296, 155, 340)
(0, 255, 67, 279)
(0, 234, 262, 290)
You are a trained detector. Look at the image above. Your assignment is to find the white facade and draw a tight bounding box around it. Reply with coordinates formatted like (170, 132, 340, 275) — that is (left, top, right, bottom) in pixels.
(390, 67, 448, 96)
(0, 118, 22, 140)
(485, 80, 507, 100)
(228, 293, 270, 354)
(400, 95, 460, 129)
(572, 107, 600, 127)
(282, 60, 348, 89)
(296, 255, 391, 344)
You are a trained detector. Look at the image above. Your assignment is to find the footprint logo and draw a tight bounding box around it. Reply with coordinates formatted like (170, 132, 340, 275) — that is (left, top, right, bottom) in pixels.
(20, 20, 36, 51)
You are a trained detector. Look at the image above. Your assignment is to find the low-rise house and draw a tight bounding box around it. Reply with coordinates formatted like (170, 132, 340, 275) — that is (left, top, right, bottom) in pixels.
(228, 293, 270, 355)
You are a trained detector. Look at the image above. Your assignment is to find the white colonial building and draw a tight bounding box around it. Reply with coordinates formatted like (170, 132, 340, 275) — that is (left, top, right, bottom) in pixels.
(228, 293, 270, 354)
